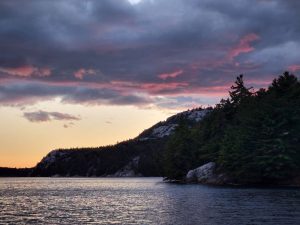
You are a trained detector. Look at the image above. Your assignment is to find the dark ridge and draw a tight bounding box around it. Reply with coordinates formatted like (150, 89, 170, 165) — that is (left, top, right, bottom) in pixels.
(0, 167, 32, 177)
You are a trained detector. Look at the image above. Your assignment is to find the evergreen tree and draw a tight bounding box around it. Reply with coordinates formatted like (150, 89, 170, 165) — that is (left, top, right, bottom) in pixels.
(163, 121, 197, 180)
(229, 74, 253, 106)
(219, 72, 300, 183)
(269, 71, 298, 95)
(163, 71, 300, 184)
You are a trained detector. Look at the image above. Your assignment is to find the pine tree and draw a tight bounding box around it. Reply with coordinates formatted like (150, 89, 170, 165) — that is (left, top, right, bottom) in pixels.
(229, 74, 252, 106)
(163, 121, 197, 180)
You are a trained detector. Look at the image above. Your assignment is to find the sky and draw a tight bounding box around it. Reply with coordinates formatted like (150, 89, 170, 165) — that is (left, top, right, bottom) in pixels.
(1, 0, 300, 167)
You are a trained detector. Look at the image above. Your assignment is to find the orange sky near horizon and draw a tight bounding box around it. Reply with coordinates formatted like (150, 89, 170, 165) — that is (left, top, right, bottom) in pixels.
(0, 101, 173, 168)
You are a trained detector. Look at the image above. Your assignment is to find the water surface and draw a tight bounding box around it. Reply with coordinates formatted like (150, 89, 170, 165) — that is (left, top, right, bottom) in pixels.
(0, 178, 299, 224)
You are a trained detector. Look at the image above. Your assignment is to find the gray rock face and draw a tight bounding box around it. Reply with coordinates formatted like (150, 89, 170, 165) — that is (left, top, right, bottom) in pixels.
(186, 162, 229, 185)
(138, 108, 211, 140)
(186, 163, 300, 186)
(111, 156, 142, 177)
(38, 150, 67, 169)
(186, 162, 216, 183)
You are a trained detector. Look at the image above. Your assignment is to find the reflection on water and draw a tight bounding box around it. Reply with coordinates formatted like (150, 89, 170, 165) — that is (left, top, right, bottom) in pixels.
(0, 178, 300, 224)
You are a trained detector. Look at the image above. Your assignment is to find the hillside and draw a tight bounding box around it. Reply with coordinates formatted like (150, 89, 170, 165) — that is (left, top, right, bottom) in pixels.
(25, 107, 210, 177)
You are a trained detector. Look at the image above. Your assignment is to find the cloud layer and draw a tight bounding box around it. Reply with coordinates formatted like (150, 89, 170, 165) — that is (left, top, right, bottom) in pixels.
(23, 110, 80, 123)
(1, 0, 300, 109)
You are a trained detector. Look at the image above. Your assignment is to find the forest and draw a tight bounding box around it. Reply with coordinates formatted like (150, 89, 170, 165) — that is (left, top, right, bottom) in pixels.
(163, 72, 300, 184)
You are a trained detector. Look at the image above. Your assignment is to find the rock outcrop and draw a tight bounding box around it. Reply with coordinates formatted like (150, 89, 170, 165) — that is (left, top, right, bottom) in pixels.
(138, 108, 211, 140)
(186, 162, 229, 185)
(111, 156, 142, 177)
(186, 162, 300, 186)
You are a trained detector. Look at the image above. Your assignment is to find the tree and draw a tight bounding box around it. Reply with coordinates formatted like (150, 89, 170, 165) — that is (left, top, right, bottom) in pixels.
(219, 72, 300, 183)
(269, 71, 298, 95)
(163, 121, 197, 180)
(163, 72, 300, 184)
(229, 74, 253, 106)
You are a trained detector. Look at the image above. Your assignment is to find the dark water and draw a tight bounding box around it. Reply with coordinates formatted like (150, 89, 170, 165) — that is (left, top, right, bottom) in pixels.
(0, 178, 300, 225)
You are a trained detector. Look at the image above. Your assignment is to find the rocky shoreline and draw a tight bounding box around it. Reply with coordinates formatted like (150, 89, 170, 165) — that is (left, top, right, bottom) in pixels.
(172, 162, 300, 187)
(185, 162, 230, 185)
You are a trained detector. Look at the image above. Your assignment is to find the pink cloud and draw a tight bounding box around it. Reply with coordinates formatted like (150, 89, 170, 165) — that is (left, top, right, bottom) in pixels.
(158, 69, 183, 80)
(110, 80, 189, 95)
(0, 66, 35, 77)
(39, 68, 51, 77)
(74, 68, 95, 79)
(140, 82, 189, 94)
(0, 66, 51, 77)
(74, 69, 85, 79)
(189, 34, 261, 75)
(228, 33, 260, 60)
(288, 65, 300, 72)
(109, 79, 229, 100)
(111, 80, 228, 97)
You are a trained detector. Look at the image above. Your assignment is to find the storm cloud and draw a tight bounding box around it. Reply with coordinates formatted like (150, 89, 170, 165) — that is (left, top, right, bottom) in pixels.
(0, 0, 300, 108)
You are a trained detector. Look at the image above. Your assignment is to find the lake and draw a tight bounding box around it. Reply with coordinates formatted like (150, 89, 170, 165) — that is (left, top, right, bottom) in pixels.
(0, 178, 299, 224)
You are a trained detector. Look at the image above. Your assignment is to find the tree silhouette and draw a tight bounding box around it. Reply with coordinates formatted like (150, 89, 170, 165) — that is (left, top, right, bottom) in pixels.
(229, 74, 252, 106)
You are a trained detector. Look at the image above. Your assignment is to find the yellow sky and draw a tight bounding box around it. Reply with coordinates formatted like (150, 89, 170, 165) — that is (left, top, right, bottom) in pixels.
(0, 100, 173, 168)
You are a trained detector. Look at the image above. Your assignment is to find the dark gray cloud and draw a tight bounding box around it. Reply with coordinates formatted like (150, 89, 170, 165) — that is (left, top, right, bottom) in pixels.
(0, 0, 299, 108)
(23, 110, 80, 122)
(0, 81, 152, 106)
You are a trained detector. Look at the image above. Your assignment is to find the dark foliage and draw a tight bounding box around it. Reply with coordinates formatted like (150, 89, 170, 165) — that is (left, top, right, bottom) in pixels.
(0, 167, 32, 177)
(163, 72, 300, 184)
(31, 138, 168, 177)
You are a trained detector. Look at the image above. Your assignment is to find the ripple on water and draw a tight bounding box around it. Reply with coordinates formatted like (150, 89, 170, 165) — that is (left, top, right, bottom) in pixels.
(0, 178, 300, 225)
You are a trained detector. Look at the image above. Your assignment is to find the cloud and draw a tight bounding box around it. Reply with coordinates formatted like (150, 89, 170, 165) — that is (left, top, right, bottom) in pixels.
(0, 66, 35, 77)
(63, 122, 75, 128)
(23, 110, 80, 123)
(158, 69, 183, 80)
(288, 65, 300, 72)
(74, 68, 95, 79)
(0, 80, 153, 106)
(0, 66, 51, 77)
(0, 0, 300, 109)
(228, 34, 260, 60)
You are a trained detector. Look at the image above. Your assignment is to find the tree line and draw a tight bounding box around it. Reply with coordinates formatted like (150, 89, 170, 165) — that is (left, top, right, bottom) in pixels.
(163, 72, 300, 184)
